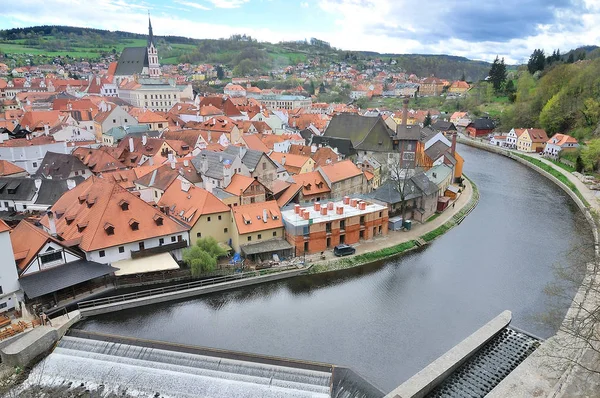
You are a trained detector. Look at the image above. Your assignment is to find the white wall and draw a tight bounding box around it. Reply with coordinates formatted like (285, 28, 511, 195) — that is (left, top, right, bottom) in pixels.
(0, 141, 69, 174)
(21, 242, 81, 276)
(0, 230, 21, 312)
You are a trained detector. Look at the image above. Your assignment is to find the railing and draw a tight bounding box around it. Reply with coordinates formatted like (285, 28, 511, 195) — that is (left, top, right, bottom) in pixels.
(78, 270, 264, 310)
(130, 240, 188, 259)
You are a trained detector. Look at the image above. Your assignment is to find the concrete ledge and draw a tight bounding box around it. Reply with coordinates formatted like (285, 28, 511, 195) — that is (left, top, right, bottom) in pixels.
(385, 310, 512, 398)
(0, 326, 58, 367)
(81, 268, 306, 317)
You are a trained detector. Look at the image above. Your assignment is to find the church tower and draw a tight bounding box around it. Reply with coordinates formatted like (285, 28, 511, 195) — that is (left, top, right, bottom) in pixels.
(147, 13, 161, 78)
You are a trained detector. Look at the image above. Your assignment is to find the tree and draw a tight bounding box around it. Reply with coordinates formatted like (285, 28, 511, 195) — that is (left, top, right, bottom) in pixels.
(505, 80, 517, 102)
(423, 111, 432, 127)
(216, 65, 224, 80)
(488, 56, 507, 92)
(390, 162, 415, 219)
(182, 237, 227, 276)
(460, 71, 466, 82)
(528, 49, 546, 74)
(576, 155, 584, 172)
(581, 139, 600, 171)
(567, 53, 575, 64)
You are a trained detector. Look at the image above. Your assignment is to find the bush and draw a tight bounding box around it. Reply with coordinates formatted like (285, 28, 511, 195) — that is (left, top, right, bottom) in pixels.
(182, 237, 228, 276)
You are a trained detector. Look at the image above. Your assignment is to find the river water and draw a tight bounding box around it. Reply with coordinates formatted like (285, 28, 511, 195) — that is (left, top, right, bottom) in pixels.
(76, 145, 592, 392)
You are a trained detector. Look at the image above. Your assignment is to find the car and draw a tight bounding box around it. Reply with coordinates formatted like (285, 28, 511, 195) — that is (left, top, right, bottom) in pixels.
(333, 244, 356, 257)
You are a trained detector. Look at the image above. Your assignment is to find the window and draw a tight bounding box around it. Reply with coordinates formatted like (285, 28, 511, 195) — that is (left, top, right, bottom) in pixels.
(118, 246, 124, 253)
(262, 162, 266, 170)
(139, 242, 145, 251)
(247, 236, 252, 241)
(379, 211, 382, 218)
(113, 119, 116, 123)
(207, 216, 211, 222)
(159, 238, 164, 245)
(99, 250, 105, 258)
(171, 236, 176, 242)
(402, 152, 415, 161)
(124, 118, 128, 123)
(32, 162, 37, 168)
(273, 231, 277, 237)
(218, 215, 222, 220)
(0, 303, 6, 309)
(40, 251, 62, 264)
(304, 241, 309, 252)
(340, 234, 345, 244)
(326, 222, 332, 233)
(178, 235, 182, 242)
(340, 220, 346, 230)
(360, 216, 365, 225)
(23, 205, 27, 210)
(258, 234, 262, 240)
(197, 232, 201, 237)
(224, 228, 228, 233)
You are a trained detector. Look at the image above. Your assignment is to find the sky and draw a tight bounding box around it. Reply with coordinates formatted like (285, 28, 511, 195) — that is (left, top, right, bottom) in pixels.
(2, 0, 600, 63)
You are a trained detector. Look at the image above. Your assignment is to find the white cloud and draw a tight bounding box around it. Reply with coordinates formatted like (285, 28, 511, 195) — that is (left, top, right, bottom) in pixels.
(301, 1, 309, 7)
(174, 0, 211, 10)
(206, 0, 250, 8)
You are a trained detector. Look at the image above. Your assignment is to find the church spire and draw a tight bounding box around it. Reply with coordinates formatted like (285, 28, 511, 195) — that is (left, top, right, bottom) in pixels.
(147, 11, 154, 47)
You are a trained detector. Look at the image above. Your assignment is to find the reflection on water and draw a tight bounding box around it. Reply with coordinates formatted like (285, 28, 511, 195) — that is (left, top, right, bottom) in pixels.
(77, 144, 593, 392)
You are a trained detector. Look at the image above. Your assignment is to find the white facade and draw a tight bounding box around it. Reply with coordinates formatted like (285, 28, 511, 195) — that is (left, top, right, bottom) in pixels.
(0, 229, 21, 312)
(118, 83, 193, 113)
(0, 141, 69, 174)
(506, 129, 520, 149)
(85, 232, 189, 264)
(20, 242, 82, 276)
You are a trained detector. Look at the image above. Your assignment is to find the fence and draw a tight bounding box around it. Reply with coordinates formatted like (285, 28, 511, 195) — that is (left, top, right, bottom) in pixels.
(78, 270, 265, 310)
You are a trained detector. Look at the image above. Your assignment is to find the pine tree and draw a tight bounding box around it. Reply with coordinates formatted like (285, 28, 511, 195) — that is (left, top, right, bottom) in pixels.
(527, 49, 546, 74)
(424, 112, 432, 127)
(567, 53, 575, 63)
(460, 71, 466, 82)
(488, 56, 507, 92)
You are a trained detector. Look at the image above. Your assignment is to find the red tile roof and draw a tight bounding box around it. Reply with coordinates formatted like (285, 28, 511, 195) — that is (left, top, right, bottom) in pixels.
(232, 201, 283, 235)
(319, 159, 362, 183)
(158, 181, 229, 227)
(0, 160, 26, 176)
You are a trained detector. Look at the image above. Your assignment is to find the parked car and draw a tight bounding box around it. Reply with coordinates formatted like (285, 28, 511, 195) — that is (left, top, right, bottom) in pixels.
(334, 244, 356, 257)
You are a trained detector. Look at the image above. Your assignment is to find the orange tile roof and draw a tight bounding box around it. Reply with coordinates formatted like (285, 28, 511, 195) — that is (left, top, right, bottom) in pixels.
(99, 169, 138, 190)
(525, 128, 549, 143)
(0, 160, 26, 176)
(292, 171, 331, 195)
(232, 200, 283, 235)
(19, 110, 63, 130)
(549, 133, 578, 146)
(72, 147, 127, 173)
(242, 134, 270, 153)
(0, 219, 10, 233)
(0, 136, 56, 147)
(41, 176, 188, 252)
(224, 174, 256, 196)
(131, 109, 168, 124)
(319, 159, 362, 183)
(276, 183, 302, 207)
(158, 180, 229, 227)
(364, 170, 374, 181)
(10, 220, 60, 272)
(269, 152, 312, 174)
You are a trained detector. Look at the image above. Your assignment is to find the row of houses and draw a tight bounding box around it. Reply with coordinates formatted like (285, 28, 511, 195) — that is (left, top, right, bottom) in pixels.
(491, 128, 579, 157)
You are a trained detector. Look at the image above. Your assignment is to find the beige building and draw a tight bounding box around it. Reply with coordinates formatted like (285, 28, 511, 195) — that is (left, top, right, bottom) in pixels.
(230, 201, 285, 253)
(119, 78, 193, 113)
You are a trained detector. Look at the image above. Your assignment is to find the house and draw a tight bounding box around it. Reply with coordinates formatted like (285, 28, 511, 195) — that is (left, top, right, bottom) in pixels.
(287, 144, 340, 168)
(10, 220, 117, 308)
(157, 180, 231, 247)
(317, 159, 365, 199)
(0, 177, 80, 213)
(356, 155, 382, 191)
(269, 152, 315, 175)
(543, 133, 579, 158)
(41, 176, 189, 265)
(0, 135, 69, 174)
(466, 118, 495, 138)
(291, 170, 332, 203)
(35, 152, 91, 180)
(131, 109, 169, 131)
(0, 160, 27, 177)
(372, 172, 439, 222)
(102, 124, 153, 146)
(224, 174, 271, 205)
(448, 81, 470, 95)
(192, 150, 248, 193)
(430, 120, 457, 136)
(450, 112, 468, 125)
(0, 220, 20, 312)
(282, 198, 388, 255)
(506, 128, 526, 149)
(490, 135, 508, 147)
(230, 201, 292, 262)
(93, 104, 138, 140)
(419, 76, 445, 96)
(425, 163, 454, 197)
(72, 147, 127, 174)
(224, 146, 278, 190)
(224, 83, 247, 97)
(517, 128, 549, 153)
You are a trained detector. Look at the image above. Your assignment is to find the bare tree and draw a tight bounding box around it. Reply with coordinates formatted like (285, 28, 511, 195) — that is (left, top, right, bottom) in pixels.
(390, 162, 415, 220)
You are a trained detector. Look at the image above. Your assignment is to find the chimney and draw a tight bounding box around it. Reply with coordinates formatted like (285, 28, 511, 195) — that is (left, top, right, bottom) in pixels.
(263, 209, 268, 223)
(47, 211, 57, 237)
(343, 196, 350, 205)
(314, 202, 321, 211)
(168, 153, 174, 162)
(148, 157, 154, 166)
(66, 179, 76, 190)
(402, 98, 409, 127)
(359, 201, 366, 210)
(350, 199, 358, 208)
(44, 124, 50, 136)
(303, 211, 310, 220)
(170, 161, 176, 169)
(201, 154, 208, 173)
(451, 132, 457, 156)
(183, 159, 189, 167)
(34, 178, 42, 190)
(294, 204, 300, 214)
(327, 202, 334, 211)
(281, 156, 286, 165)
(142, 135, 147, 146)
(320, 207, 328, 216)
(181, 180, 191, 192)
(129, 137, 134, 152)
(336, 206, 344, 215)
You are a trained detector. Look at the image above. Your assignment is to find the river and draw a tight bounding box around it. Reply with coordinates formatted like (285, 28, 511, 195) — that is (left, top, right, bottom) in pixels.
(75, 145, 592, 392)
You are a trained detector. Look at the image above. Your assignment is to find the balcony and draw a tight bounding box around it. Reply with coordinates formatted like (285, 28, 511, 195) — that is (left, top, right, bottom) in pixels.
(131, 240, 188, 259)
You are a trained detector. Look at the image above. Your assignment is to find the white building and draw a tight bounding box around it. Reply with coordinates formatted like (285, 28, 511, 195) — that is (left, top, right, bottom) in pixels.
(0, 221, 21, 312)
(0, 136, 69, 174)
(118, 78, 193, 113)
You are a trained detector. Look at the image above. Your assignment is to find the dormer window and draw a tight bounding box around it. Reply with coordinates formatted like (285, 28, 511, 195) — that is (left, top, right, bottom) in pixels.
(104, 222, 114, 236)
(78, 194, 87, 204)
(65, 214, 76, 225)
(153, 214, 164, 226)
(242, 214, 252, 225)
(118, 199, 129, 211)
(129, 219, 139, 231)
(86, 198, 96, 208)
(77, 221, 88, 232)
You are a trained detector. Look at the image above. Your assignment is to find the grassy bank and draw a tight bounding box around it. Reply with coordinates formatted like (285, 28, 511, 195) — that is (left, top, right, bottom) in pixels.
(515, 154, 589, 207)
(309, 178, 480, 274)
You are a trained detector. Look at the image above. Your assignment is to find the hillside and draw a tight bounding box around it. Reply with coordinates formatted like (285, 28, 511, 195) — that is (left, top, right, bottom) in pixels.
(0, 25, 493, 80)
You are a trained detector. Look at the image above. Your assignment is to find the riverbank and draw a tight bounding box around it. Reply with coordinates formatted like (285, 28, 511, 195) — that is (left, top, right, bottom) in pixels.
(307, 177, 478, 275)
(458, 137, 600, 398)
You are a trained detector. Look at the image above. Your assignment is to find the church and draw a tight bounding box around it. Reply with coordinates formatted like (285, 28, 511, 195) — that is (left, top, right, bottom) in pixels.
(113, 15, 161, 83)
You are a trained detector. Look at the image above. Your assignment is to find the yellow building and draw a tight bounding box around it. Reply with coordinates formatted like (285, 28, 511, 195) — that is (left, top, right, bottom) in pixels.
(230, 201, 284, 253)
(448, 81, 470, 94)
(517, 128, 549, 153)
(157, 180, 231, 246)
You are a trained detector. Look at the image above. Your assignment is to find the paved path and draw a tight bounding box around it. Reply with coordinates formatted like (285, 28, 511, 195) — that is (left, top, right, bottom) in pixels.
(305, 178, 474, 265)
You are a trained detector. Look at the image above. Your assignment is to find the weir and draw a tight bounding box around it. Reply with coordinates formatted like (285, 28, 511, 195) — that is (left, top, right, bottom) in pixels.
(19, 330, 384, 398)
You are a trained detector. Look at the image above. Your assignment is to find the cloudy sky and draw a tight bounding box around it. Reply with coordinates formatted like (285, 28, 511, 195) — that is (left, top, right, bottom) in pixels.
(2, 0, 600, 63)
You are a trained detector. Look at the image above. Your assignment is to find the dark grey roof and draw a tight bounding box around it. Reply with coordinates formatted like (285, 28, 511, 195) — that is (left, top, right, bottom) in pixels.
(35, 177, 84, 205)
(310, 136, 356, 157)
(115, 47, 149, 76)
(324, 114, 395, 152)
(412, 172, 438, 196)
(212, 188, 237, 201)
(299, 128, 315, 144)
(426, 327, 540, 398)
(35, 152, 88, 179)
(469, 117, 495, 130)
(224, 146, 266, 170)
(396, 124, 422, 141)
(192, 150, 238, 180)
(241, 239, 293, 255)
(0, 178, 36, 201)
(420, 127, 438, 143)
(371, 174, 429, 205)
(431, 120, 456, 132)
(19, 260, 119, 299)
(425, 141, 451, 162)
